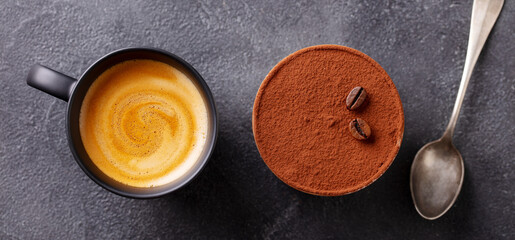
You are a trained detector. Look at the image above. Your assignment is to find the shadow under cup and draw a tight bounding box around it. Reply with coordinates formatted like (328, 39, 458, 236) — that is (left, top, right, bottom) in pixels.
(31, 48, 217, 198)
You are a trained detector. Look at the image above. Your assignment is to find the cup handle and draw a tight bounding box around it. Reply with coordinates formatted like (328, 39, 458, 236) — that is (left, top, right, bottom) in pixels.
(27, 64, 78, 102)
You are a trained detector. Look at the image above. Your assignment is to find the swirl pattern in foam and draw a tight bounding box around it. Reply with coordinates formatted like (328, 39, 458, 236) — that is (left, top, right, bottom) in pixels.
(79, 60, 208, 187)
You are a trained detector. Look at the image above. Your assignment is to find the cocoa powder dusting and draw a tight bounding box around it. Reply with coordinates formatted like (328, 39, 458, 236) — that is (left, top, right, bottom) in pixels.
(253, 45, 404, 196)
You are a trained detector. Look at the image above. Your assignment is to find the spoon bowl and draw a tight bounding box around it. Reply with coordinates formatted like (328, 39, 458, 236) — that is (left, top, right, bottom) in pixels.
(410, 138, 464, 219)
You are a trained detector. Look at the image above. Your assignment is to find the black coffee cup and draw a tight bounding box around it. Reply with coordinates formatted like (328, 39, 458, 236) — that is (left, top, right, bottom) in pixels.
(27, 48, 218, 198)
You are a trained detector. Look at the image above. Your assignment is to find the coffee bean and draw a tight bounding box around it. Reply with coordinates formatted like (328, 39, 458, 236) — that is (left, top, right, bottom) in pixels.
(349, 118, 371, 140)
(346, 86, 367, 110)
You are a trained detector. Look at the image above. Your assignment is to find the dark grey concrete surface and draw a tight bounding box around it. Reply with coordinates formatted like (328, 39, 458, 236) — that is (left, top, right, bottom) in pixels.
(0, 0, 513, 239)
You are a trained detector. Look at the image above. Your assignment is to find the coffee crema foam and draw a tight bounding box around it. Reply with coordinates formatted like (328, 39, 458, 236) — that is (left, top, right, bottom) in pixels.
(79, 60, 208, 187)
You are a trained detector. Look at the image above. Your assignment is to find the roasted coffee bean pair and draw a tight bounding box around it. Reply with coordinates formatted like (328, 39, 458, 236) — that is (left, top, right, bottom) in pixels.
(346, 86, 371, 140)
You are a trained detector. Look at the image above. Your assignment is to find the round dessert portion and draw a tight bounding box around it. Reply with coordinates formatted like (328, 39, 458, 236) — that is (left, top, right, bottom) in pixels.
(253, 45, 404, 196)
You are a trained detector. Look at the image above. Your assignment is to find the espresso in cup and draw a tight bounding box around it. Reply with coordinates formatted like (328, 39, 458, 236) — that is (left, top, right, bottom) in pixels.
(27, 48, 217, 198)
(80, 60, 208, 187)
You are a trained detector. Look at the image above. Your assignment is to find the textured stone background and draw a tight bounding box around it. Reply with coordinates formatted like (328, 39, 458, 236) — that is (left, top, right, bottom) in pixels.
(1, 0, 513, 239)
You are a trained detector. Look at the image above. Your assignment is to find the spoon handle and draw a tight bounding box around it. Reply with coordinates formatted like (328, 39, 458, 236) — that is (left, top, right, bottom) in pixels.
(442, 0, 504, 140)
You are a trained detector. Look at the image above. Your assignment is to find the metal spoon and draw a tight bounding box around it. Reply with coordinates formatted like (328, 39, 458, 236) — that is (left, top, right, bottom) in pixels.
(410, 0, 504, 220)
